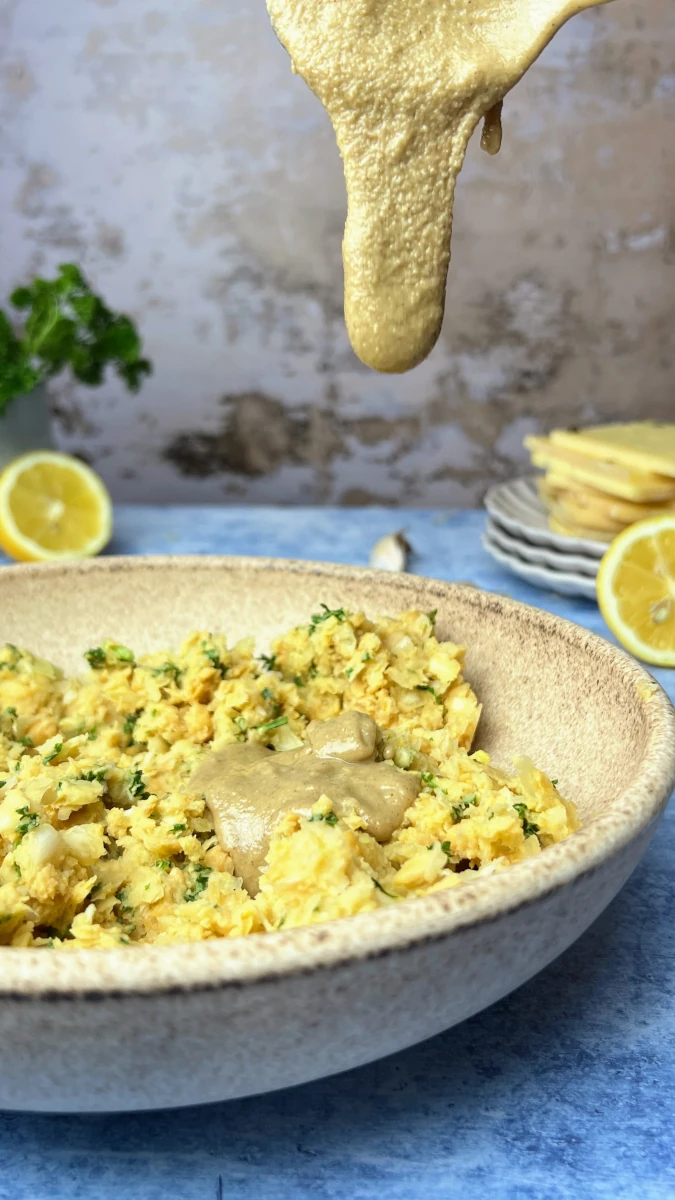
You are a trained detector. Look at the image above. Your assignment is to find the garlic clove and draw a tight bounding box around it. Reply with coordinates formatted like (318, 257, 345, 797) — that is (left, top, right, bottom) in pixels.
(369, 532, 413, 573)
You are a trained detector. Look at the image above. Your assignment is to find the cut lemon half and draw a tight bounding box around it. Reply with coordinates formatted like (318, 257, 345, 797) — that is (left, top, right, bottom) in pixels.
(0, 451, 112, 563)
(597, 514, 675, 666)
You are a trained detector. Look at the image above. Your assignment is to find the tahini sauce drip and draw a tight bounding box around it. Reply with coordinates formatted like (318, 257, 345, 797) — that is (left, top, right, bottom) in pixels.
(266, 0, 612, 374)
(192, 712, 420, 895)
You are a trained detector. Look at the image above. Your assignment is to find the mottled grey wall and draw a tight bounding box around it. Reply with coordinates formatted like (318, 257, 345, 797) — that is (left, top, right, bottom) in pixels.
(0, 0, 673, 505)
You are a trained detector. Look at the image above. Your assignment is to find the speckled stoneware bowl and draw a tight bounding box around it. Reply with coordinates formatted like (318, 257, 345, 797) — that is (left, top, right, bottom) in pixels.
(1, 557, 674, 1113)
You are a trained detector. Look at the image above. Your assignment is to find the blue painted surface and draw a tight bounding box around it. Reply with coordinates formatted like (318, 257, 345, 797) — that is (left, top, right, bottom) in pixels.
(1, 507, 673, 1200)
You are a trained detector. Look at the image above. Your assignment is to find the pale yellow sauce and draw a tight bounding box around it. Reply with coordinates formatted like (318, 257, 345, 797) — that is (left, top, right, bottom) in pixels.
(266, 0, 611, 373)
(192, 712, 420, 894)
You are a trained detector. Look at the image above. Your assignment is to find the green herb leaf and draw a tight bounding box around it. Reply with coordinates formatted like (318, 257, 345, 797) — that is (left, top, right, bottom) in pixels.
(308, 811, 339, 826)
(451, 795, 478, 824)
(156, 859, 172, 872)
(127, 768, 150, 800)
(233, 715, 248, 739)
(309, 604, 347, 632)
(111, 644, 134, 664)
(417, 684, 442, 703)
(42, 742, 62, 765)
(258, 653, 277, 673)
(427, 609, 438, 626)
(151, 662, 181, 685)
(421, 771, 447, 795)
(0, 263, 151, 417)
(171, 822, 187, 834)
(254, 715, 289, 735)
(202, 643, 227, 676)
(184, 863, 212, 903)
(513, 802, 540, 839)
(123, 710, 142, 738)
(373, 878, 396, 899)
(84, 647, 106, 669)
(15, 806, 39, 839)
(80, 768, 107, 784)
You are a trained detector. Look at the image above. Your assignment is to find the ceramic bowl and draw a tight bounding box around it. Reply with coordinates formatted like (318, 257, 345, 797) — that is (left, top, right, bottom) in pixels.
(1, 556, 673, 1113)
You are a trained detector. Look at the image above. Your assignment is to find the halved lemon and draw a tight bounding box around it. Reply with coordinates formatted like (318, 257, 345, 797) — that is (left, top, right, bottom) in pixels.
(597, 514, 675, 666)
(0, 451, 112, 563)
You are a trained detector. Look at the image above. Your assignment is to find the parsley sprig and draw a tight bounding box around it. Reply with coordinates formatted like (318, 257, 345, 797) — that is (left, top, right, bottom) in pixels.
(0, 263, 151, 418)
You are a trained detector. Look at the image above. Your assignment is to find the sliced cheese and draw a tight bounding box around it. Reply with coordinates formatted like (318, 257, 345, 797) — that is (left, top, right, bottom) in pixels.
(542, 472, 675, 527)
(548, 514, 613, 544)
(525, 436, 675, 503)
(551, 423, 675, 480)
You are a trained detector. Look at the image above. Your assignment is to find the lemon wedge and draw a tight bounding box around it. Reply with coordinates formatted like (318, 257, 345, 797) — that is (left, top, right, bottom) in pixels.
(597, 514, 675, 666)
(0, 451, 112, 563)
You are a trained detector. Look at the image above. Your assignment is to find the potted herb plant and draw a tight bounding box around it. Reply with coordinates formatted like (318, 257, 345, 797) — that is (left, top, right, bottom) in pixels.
(0, 263, 152, 470)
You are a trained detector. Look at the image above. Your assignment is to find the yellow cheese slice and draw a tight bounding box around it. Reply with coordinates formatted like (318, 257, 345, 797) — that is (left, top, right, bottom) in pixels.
(548, 514, 613, 544)
(542, 472, 675, 527)
(550, 423, 675, 480)
(552, 496, 626, 535)
(525, 436, 675, 503)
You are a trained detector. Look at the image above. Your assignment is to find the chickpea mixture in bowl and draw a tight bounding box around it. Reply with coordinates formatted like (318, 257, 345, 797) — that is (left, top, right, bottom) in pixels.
(0, 606, 577, 948)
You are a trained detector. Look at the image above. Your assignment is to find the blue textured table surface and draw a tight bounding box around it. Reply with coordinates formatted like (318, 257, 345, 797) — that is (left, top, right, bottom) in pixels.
(1, 507, 674, 1200)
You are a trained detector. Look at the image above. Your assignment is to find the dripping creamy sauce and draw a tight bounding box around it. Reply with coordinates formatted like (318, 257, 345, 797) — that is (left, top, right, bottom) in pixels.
(266, 0, 611, 373)
(192, 711, 420, 895)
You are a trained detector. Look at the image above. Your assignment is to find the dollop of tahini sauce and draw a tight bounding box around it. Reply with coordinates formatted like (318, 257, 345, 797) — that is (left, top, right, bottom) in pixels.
(266, 0, 611, 374)
(192, 711, 420, 895)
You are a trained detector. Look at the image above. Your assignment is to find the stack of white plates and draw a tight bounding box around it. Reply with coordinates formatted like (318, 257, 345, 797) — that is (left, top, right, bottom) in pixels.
(483, 478, 606, 600)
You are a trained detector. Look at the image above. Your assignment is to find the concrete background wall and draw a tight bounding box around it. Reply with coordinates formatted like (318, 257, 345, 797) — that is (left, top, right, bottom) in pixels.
(0, 0, 672, 505)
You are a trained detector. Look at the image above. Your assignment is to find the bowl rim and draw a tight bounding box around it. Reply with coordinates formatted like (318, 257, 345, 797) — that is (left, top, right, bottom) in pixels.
(1, 554, 674, 1001)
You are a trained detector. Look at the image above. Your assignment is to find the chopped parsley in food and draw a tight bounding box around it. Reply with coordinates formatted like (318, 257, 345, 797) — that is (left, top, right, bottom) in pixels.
(512, 803, 540, 840)
(151, 662, 181, 685)
(184, 864, 212, 903)
(309, 604, 347, 632)
(15, 807, 39, 839)
(0, 611, 576, 947)
(123, 710, 142, 738)
(254, 716, 289, 734)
